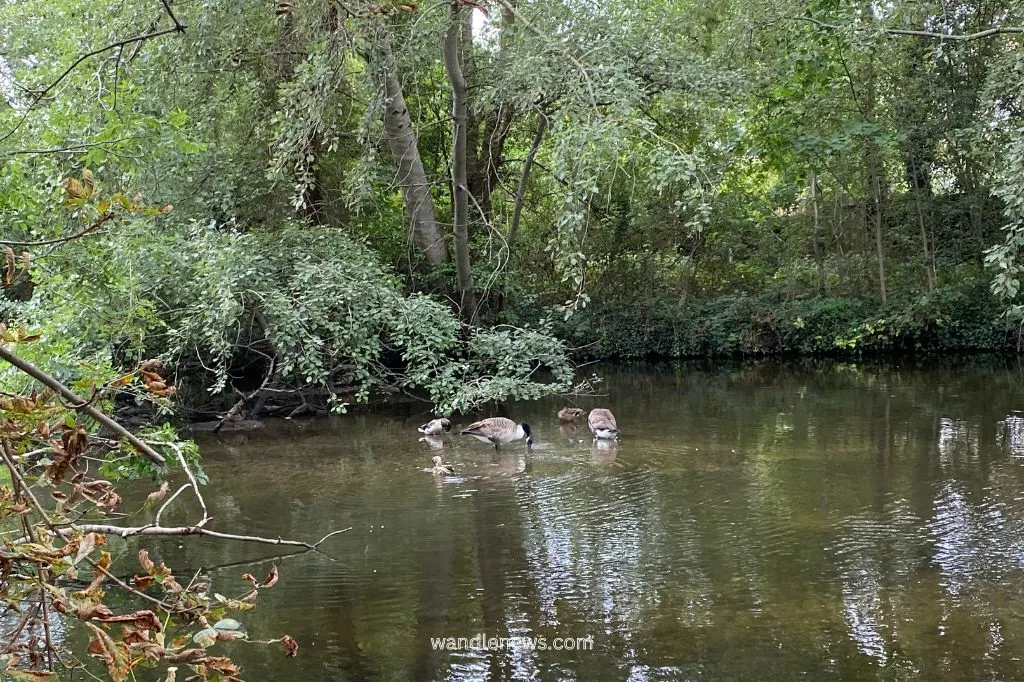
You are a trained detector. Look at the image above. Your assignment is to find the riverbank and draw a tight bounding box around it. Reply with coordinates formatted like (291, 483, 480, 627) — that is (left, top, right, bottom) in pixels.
(557, 283, 1017, 360)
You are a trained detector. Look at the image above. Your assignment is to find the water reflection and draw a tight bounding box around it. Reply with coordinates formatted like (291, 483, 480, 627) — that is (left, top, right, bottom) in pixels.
(112, 359, 1024, 681)
(420, 435, 445, 450)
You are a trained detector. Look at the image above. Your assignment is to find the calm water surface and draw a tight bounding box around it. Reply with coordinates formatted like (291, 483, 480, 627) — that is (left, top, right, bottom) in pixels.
(121, 360, 1024, 680)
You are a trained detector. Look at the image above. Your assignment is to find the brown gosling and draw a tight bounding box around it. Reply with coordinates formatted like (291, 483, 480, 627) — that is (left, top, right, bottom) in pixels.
(431, 455, 455, 475)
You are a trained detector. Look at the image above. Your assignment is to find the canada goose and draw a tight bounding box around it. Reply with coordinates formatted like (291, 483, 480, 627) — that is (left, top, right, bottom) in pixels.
(418, 418, 452, 436)
(588, 408, 619, 439)
(431, 455, 455, 475)
(557, 407, 586, 422)
(460, 417, 533, 450)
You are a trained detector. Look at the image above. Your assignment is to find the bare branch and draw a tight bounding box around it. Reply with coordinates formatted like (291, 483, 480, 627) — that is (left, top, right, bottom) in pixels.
(787, 15, 1024, 40)
(65, 523, 352, 550)
(0, 137, 140, 158)
(155, 484, 190, 526)
(0, 344, 167, 467)
(508, 111, 548, 251)
(0, 211, 114, 248)
(149, 440, 208, 525)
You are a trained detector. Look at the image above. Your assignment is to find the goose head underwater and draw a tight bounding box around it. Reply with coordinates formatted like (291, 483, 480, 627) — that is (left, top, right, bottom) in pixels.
(418, 418, 452, 436)
(588, 408, 619, 440)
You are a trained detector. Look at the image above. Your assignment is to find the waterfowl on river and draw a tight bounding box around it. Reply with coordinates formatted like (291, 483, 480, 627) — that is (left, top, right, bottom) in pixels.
(418, 418, 452, 436)
(460, 417, 534, 450)
(557, 407, 586, 422)
(431, 455, 455, 475)
(588, 408, 619, 440)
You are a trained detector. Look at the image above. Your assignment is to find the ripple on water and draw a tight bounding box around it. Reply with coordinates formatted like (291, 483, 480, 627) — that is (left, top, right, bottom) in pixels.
(926, 482, 1024, 596)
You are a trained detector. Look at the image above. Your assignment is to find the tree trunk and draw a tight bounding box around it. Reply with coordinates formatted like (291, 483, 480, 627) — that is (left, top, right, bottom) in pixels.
(443, 5, 477, 317)
(379, 35, 449, 267)
(465, 6, 516, 227)
(868, 155, 887, 308)
(809, 173, 827, 296)
(507, 111, 547, 251)
(914, 187, 935, 292)
(863, 55, 887, 308)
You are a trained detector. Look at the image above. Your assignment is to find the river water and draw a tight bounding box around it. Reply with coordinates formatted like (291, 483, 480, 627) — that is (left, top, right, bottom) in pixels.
(123, 359, 1024, 680)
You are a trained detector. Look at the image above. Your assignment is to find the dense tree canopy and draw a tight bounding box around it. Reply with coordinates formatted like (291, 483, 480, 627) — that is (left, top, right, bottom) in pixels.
(4, 0, 1023, 410)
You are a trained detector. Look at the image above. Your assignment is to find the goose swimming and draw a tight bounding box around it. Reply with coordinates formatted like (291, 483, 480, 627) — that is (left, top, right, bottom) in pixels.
(588, 408, 619, 440)
(418, 418, 452, 436)
(460, 417, 533, 450)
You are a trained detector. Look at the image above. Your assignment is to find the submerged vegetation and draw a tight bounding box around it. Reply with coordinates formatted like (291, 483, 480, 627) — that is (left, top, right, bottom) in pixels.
(1, 0, 1024, 677)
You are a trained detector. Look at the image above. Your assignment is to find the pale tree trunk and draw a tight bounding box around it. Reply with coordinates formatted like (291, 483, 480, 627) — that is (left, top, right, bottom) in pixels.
(442, 5, 477, 317)
(863, 55, 887, 308)
(868, 153, 887, 308)
(810, 173, 827, 296)
(378, 35, 449, 267)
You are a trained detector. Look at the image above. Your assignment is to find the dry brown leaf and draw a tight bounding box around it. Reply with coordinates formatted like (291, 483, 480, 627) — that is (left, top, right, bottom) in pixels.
(147, 482, 170, 504)
(75, 532, 103, 565)
(85, 622, 130, 682)
(280, 635, 298, 658)
(95, 610, 162, 632)
(166, 648, 208, 664)
(87, 551, 112, 592)
(139, 549, 155, 574)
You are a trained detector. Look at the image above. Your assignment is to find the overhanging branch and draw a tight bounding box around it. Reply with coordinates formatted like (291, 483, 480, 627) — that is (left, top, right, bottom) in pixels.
(0, 343, 167, 467)
(0, 2, 186, 145)
(787, 15, 1024, 40)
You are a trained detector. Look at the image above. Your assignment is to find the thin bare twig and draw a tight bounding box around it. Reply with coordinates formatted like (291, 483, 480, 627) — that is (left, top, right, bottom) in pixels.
(786, 15, 1024, 40)
(64, 524, 352, 550)
(0, 211, 114, 248)
(0, 23, 183, 145)
(149, 440, 208, 525)
(155, 484, 190, 526)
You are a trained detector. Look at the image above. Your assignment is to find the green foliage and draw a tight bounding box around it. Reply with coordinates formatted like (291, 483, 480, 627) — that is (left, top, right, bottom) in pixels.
(561, 283, 1012, 360)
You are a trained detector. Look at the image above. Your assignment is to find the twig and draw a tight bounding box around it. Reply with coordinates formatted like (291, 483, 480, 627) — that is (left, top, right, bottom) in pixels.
(154, 484, 190, 526)
(63, 524, 352, 550)
(0, 211, 114, 247)
(160, 0, 186, 32)
(0, 24, 183, 145)
(0, 137, 139, 158)
(0, 343, 167, 467)
(312, 528, 353, 547)
(149, 441, 207, 525)
(785, 15, 1024, 40)
(88, 556, 180, 612)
